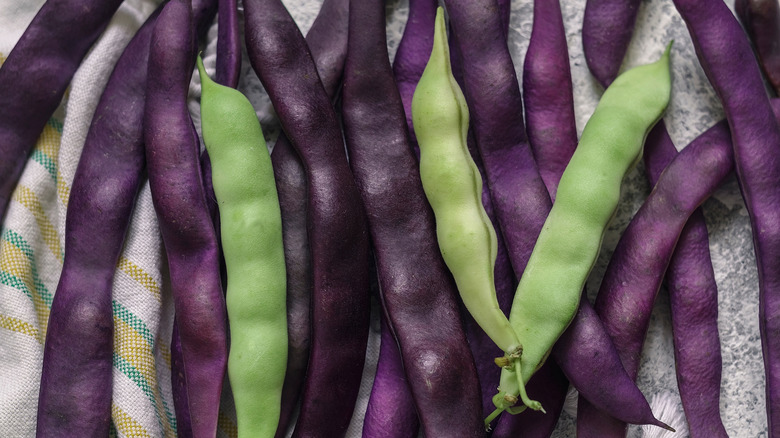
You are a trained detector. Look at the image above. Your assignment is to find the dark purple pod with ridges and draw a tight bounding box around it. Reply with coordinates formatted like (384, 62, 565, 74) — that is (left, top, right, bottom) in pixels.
(271, 1, 349, 435)
(523, 0, 578, 201)
(0, 0, 124, 222)
(145, 1, 228, 437)
(342, 0, 484, 435)
(244, 0, 373, 436)
(578, 118, 734, 437)
(671, 0, 780, 434)
(644, 120, 729, 438)
(35, 8, 160, 437)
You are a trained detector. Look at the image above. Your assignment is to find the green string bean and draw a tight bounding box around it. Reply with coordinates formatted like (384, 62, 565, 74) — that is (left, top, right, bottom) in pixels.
(412, 7, 541, 414)
(492, 42, 673, 419)
(197, 56, 288, 438)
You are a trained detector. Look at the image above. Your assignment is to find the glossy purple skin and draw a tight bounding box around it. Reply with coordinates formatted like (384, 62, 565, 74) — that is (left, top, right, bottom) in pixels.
(393, 0, 436, 153)
(145, 1, 228, 437)
(672, 1, 780, 434)
(443, 0, 552, 284)
(736, 0, 780, 95)
(0, 0, 123, 221)
(342, 0, 484, 435)
(577, 120, 735, 437)
(582, 0, 642, 87)
(245, 1, 372, 436)
(554, 295, 671, 432)
(171, 322, 193, 438)
(362, 316, 419, 438)
(523, 0, 578, 201)
(644, 120, 729, 438)
(270, 1, 349, 435)
(216, 0, 241, 87)
(33, 9, 160, 437)
(667, 212, 728, 438)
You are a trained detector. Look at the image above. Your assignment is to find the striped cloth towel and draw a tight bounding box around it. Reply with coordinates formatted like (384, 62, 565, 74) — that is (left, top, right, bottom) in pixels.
(0, 0, 241, 436)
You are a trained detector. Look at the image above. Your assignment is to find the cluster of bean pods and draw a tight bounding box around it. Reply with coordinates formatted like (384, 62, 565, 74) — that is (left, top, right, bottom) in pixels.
(1, 0, 779, 436)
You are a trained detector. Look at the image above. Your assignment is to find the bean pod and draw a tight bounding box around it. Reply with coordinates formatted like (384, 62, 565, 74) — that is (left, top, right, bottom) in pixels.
(198, 56, 288, 438)
(496, 44, 672, 417)
(244, 0, 372, 435)
(144, 1, 228, 436)
(413, 6, 524, 368)
(0, 0, 124, 221)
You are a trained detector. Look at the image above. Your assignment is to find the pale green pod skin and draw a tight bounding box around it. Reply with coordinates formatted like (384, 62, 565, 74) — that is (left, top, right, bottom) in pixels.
(412, 7, 523, 371)
(496, 43, 672, 412)
(197, 56, 288, 438)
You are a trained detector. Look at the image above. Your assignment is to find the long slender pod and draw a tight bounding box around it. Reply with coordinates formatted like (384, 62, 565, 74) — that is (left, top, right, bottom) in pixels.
(244, 1, 372, 435)
(582, 0, 642, 87)
(145, 2, 228, 437)
(199, 56, 288, 438)
(576, 3, 717, 433)
(579, 120, 735, 437)
(736, 0, 780, 95)
(445, 0, 523, 420)
(345, 2, 484, 436)
(35, 9, 161, 437)
(216, 0, 241, 88)
(270, 1, 349, 435)
(523, 0, 578, 201)
(495, 46, 671, 417)
(0, 0, 124, 221)
(643, 120, 729, 438)
(361, 315, 419, 438)
(393, 0, 437, 151)
(671, 0, 780, 434)
(443, 0, 552, 284)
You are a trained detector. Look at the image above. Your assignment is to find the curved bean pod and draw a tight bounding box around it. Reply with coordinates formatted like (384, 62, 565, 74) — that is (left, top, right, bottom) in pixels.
(444, 0, 523, 420)
(244, 1, 372, 435)
(582, 0, 642, 87)
(736, 0, 780, 95)
(579, 120, 734, 437)
(413, 6, 523, 365)
(496, 45, 672, 417)
(198, 56, 288, 438)
(270, 1, 349, 435)
(670, 0, 780, 434)
(644, 120, 729, 438)
(554, 294, 673, 432)
(35, 9, 160, 437)
(345, 3, 484, 436)
(0, 0, 124, 221)
(144, 2, 228, 437)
